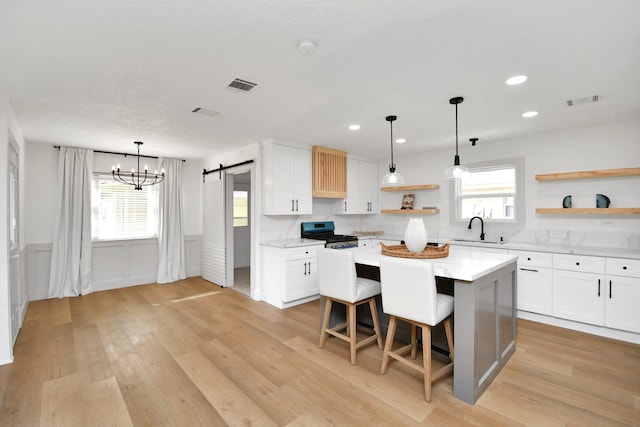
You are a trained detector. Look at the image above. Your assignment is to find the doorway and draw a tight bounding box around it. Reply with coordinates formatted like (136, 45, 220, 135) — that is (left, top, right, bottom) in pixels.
(230, 171, 251, 296)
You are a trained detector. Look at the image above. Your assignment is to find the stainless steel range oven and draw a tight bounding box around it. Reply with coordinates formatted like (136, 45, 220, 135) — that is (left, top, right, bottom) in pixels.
(300, 221, 358, 249)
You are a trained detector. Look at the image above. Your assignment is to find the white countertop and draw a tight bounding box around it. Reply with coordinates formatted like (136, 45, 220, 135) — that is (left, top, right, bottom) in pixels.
(356, 234, 640, 260)
(261, 238, 325, 248)
(261, 235, 640, 259)
(345, 246, 517, 282)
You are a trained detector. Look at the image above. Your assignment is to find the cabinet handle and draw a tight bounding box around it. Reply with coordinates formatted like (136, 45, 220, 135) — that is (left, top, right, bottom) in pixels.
(623, 266, 627, 270)
(308, 262, 311, 275)
(296, 199, 299, 211)
(519, 268, 538, 272)
(609, 280, 612, 299)
(576, 262, 580, 266)
(344, 201, 347, 212)
(597, 279, 600, 297)
(527, 257, 531, 261)
(291, 199, 295, 212)
(304, 262, 307, 276)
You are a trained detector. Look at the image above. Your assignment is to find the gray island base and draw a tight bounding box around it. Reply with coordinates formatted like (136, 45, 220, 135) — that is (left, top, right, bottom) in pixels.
(326, 247, 518, 404)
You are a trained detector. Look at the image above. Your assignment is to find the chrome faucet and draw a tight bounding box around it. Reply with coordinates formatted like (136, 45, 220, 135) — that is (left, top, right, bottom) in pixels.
(468, 216, 485, 240)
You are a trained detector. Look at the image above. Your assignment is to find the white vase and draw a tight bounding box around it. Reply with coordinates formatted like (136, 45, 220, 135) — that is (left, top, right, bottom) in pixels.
(404, 218, 428, 253)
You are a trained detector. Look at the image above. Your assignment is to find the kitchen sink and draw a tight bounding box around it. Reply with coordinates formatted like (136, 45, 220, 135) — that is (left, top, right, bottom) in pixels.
(452, 238, 505, 245)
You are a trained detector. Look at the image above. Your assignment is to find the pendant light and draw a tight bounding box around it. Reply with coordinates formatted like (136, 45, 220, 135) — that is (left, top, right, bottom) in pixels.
(381, 115, 405, 186)
(443, 97, 471, 180)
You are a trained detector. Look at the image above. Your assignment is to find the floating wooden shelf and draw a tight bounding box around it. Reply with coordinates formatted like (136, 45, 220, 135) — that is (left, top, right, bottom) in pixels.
(536, 208, 640, 215)
(380, 184, 439, 192)
(380, 208, 440, 214)
(535, 167, 640, 182)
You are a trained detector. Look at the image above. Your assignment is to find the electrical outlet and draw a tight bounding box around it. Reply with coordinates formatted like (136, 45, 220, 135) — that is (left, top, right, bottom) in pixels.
(549, 228, 568, 239)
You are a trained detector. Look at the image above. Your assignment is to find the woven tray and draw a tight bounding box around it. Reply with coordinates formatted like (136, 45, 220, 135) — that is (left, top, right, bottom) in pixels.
(380, 242, 450, 259)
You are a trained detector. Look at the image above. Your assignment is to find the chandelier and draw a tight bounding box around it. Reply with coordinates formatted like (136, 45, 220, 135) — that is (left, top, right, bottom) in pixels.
(112, 141, 165, 190)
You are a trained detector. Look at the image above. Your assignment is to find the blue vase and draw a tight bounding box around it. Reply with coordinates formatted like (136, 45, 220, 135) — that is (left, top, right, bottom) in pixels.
(596, 194, 610, 208)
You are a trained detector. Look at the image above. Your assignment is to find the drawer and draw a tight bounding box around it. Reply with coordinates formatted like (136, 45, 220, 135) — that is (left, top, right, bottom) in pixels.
(509, 250, 552, 268)
(606, 257, 640, 278)
(553, 253, 604, 274)
(285, 245, 322, 261)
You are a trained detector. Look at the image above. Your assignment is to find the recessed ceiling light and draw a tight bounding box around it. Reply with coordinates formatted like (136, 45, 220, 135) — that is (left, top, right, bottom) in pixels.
(395, 138, 406, 144)
(522, 111, 538, 118)
(348, 124, 360, 130)
(506, 75, 528, 85)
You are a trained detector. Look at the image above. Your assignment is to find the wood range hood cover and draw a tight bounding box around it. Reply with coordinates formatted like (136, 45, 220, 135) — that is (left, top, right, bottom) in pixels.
(312, 146, 347, 198)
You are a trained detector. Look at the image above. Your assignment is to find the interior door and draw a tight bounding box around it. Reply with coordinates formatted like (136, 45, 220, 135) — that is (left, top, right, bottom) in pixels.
(202, 173, 228, 287)
(8, 136, 21, 345)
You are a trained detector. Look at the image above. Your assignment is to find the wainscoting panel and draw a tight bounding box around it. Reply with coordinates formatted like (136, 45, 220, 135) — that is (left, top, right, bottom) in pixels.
(26, 235, 202, 301)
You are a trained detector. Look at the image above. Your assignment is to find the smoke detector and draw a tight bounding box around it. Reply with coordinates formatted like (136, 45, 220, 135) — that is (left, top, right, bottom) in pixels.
(298, 39, 316, 55)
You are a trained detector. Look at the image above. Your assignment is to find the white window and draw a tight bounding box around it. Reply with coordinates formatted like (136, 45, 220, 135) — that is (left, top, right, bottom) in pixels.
(91, 174, 159, 240)
(233, 190, 249, 227)
(451, 158, 524, 226)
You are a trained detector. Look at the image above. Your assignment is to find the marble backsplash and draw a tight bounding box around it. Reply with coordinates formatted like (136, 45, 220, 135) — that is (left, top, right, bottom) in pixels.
(260, 199, 640, 250)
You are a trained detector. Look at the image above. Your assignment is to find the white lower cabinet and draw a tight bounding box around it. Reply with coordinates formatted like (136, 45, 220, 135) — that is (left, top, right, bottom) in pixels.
(510, 250, 553, 315)
(261, 244, 324, 308)
(552, 268, 605, 325)
(605, 257, 640, 333)
(358, 238, 379, 248)
(285, 257, 318, 302)
(550, 253, 640, 336)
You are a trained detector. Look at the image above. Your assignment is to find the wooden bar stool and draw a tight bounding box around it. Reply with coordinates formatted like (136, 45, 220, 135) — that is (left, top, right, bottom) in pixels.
(379, 256, 454, 401)
(317, 248, 383, 365)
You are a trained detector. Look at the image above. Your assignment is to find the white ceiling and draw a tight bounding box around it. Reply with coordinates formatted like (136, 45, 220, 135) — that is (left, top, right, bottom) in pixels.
(2, 0, 639, 160)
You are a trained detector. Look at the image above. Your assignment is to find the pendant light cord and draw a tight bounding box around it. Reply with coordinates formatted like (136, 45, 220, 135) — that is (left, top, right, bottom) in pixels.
(390, 119, 394, 166)
(455, 103, 459, 156)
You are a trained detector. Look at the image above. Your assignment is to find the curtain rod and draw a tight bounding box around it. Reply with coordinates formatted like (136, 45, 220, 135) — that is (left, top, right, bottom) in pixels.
(54, 145, 185, 162)
(202, 159, 254, 181)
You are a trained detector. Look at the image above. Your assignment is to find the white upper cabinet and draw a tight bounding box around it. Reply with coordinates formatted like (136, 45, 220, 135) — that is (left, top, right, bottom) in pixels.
(263, 141, 312, 215)
(332, 158, 378, 214)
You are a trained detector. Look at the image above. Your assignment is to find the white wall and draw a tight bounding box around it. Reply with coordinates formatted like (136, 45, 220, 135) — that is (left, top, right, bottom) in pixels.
(25, 142, 203, 244)
(23, 141, 205, 301)
(368, 119, 640, 248)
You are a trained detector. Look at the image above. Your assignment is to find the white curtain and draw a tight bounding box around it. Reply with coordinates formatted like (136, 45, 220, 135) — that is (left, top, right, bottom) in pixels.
(48, 147, 94, 298)
(157, 157, 186, 283)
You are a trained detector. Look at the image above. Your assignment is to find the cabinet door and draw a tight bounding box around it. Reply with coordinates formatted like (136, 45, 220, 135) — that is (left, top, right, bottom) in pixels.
(343, 158, 361, 213)
(359, 160, 378, 213)
(293, 147, 312, 214)
(552, 270, 604, 325)
(517, 267, 553, 315)
(284, 260, 307, 302)
(269, 144, 295, 214)
(304, 259, 319, 296)
(606, 275, 640, 333)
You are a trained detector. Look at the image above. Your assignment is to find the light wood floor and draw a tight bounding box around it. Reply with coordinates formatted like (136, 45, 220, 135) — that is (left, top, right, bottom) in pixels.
(1, 277, 639, 426)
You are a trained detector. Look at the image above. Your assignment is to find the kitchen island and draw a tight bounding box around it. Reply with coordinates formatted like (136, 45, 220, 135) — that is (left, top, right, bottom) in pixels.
(342, 246, 518, 404)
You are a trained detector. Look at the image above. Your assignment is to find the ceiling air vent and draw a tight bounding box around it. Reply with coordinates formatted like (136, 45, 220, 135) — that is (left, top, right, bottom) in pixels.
(566, 95, 601, 107)
(192, 107, 219, 117)
(228, 78, 258, 92)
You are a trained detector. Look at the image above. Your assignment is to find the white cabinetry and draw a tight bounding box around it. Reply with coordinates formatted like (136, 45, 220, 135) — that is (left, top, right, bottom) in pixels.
(261, 244, 324, 309)
(262, 142, 312, 215)
(332, 158, 378, 214)
(552, 254, 605, 325)
(510, 250, 553, 315)
(605, 258, 640, 333)
(358, 238, 379, 248)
